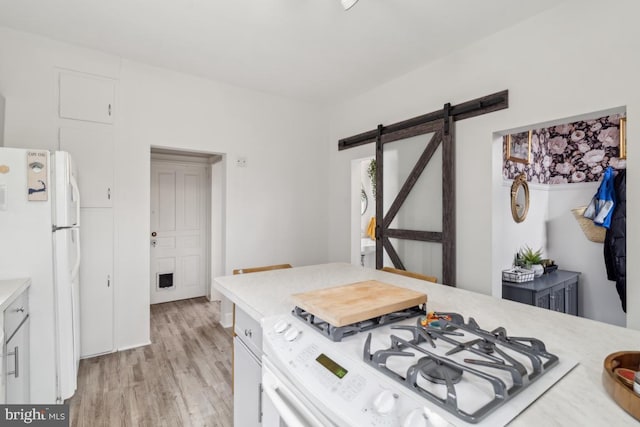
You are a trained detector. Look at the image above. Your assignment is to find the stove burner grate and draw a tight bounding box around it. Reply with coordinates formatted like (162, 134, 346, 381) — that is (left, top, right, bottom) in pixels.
(291, 305, 424, 342)
(363, 312, 559, 424)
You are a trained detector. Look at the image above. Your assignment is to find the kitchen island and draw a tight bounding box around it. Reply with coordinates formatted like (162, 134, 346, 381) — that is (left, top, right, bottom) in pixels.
(214, 263, 639, 426)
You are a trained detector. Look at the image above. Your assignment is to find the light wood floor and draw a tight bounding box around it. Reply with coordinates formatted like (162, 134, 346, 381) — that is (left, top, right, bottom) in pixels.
(68, 297, 233, 427)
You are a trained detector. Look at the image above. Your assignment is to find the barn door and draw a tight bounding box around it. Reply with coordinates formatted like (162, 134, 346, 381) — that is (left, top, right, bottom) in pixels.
(375, 113, 455, 286)
(339, 91, 508, 286)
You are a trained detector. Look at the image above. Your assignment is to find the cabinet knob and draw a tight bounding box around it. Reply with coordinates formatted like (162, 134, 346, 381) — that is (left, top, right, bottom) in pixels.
(15, 307, 24, 313)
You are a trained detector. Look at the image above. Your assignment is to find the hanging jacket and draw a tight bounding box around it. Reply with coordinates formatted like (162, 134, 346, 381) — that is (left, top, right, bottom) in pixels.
(584, 166, 616, 228)
(604, 169, 626, 312)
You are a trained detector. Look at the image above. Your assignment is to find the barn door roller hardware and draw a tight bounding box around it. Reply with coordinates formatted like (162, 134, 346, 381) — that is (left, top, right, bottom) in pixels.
(338, 90, 508, 150)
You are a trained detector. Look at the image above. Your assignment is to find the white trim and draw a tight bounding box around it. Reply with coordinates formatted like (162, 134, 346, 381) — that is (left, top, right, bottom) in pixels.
(151, 152, 216, 164)
(117, 341, 152, 352)
(494, 106, 626, 136)
(502, 179, 599, 192)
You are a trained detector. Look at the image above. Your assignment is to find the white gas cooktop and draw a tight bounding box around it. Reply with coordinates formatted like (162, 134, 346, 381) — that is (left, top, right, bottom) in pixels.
(262, 310, 577, 427)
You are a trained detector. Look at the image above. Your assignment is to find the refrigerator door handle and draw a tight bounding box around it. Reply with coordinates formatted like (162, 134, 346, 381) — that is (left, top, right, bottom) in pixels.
(71, 227, 81, 281)
(70, 173, 81, 226)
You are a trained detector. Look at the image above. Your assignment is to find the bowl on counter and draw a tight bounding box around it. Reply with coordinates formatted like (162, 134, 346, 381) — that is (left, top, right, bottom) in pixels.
(603, 351, 640, 421)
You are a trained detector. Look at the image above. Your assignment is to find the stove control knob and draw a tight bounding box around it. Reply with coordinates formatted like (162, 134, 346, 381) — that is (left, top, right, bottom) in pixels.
(274, 320, 290, 334)
(402, 408, 429, 427)
(373, 390, 397, 415)
(284, 327, 300, 342)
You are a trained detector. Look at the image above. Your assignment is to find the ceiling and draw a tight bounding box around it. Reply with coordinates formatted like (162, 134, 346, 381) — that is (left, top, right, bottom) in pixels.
(0, 0, 563, 104)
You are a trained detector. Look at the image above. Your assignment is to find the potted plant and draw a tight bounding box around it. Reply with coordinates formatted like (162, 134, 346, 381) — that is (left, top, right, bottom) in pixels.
(518, 246, 545, 277)
(367, 159, 376, 197)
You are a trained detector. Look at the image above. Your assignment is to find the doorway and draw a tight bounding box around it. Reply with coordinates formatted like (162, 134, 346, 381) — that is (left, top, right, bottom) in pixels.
(351, 157, 376, 268)
(150, 148, 222, 305)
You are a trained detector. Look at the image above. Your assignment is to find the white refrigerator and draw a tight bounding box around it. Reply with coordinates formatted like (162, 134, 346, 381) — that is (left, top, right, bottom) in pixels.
(0, 147, 81, 403)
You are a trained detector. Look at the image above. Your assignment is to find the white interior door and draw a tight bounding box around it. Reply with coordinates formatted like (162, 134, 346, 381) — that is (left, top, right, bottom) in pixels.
(150, 161, 208, 304)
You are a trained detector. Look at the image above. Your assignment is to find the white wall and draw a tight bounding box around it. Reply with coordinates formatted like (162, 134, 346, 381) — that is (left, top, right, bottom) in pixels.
(0, 93, 5, 146)
(497, 182, 549, 272)
(0, 27, 329, 357)
(328, 0, 640, 329)
(546, 183, 626, 326)
(495, 178, 626, 326)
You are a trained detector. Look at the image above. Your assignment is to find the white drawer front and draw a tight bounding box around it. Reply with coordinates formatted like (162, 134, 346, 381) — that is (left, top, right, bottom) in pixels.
(234, 307, 262, 357)
(4, 291, 28, 338)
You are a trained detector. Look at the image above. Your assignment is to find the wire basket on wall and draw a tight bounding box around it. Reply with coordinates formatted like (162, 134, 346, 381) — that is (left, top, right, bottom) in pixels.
(571, 206, 606, 243)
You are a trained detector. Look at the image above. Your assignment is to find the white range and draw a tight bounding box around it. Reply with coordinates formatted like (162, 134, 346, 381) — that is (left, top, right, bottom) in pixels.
(261, 307, 576, 427)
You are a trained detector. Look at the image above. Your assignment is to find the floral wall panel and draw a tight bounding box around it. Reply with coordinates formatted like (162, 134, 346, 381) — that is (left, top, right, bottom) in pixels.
(503, 114, 626, 184)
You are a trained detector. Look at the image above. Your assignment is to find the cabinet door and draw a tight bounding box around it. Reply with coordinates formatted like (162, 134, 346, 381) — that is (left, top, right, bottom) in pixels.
(5, 318, 30, 404)
(550, 284, 566, 313)
(59, 127, 114, 208)
(79, 208, 114, 357)
(535, 289, 551, 309)
(59, 72, 115, 124)
(565, 280, 579, 316)
(233, 336, 262, 427)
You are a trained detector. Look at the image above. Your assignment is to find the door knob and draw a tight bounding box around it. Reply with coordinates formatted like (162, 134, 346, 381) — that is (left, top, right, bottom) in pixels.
(151, 240, 157, 247)
(151, 231, 157, 237)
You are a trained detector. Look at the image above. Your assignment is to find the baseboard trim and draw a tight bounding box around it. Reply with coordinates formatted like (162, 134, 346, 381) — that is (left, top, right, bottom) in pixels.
(80, 349, 116, 360)
(117, 341, 152, 352)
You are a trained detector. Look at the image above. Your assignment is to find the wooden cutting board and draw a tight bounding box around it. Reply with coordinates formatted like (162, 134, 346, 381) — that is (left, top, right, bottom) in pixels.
(291, 280, 427, 327)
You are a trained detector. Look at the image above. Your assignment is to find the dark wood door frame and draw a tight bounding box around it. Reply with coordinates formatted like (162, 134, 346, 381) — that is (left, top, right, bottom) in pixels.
(340, 91, 509, 286)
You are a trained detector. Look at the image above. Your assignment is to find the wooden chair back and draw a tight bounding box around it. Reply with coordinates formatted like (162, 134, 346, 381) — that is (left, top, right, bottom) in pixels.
(233, 263, 292, 275)
(381, 266, 437, 283)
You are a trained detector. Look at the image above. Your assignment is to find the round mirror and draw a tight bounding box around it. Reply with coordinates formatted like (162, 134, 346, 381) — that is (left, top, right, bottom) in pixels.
(361, 187, 368, 216)
(510, 173, 529, 223)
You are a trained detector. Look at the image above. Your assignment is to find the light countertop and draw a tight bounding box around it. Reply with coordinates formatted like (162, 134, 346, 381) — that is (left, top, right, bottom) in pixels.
(0, 278, 30, 313)
(214, 263, 640, 425)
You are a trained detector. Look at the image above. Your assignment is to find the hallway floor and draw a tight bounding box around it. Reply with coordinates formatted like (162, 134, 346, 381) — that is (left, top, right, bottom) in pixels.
(68, 297, 233, 427)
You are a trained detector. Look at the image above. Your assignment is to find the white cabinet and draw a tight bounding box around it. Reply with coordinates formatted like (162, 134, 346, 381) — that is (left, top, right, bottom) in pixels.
(57, 69, 117, 360)
(234, 307, 263, 426)
(4, 289, 29, 404)
(79, 209, 113, 357)
(234, 336, 262, 427)
(59, 126, 114, 208)
(59, 72, 115, 124)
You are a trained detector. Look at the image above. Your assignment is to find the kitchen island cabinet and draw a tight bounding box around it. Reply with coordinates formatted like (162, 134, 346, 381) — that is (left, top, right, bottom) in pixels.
(214, 263, 640, 426)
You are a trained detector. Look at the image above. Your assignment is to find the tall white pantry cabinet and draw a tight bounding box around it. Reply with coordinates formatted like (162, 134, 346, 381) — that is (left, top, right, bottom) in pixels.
(57, 70, 115, 357)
